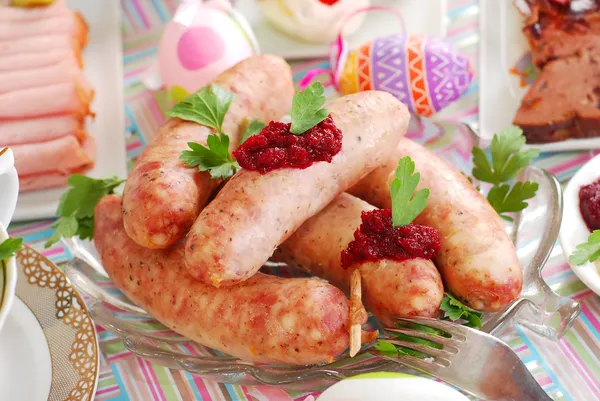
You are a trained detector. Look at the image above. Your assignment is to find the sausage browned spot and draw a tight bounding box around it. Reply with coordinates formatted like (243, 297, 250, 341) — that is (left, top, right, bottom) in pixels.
(349, 138, 523, 311)
(95, 195, 360, 365)
(274, 193, 444, 326)
(121, 55, 294, 249)
(185, 91, 411, 287)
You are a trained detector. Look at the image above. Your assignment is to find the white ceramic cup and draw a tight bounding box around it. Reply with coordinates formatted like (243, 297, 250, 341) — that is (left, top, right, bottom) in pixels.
(0, 147, 19, 331)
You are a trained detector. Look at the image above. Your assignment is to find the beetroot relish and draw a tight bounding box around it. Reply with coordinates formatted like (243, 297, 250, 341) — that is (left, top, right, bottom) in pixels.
(341, 209, 441, 269)
(579, 178, 600, 231)
(318, 0, 340, 4)
(233, 115, 342, 174)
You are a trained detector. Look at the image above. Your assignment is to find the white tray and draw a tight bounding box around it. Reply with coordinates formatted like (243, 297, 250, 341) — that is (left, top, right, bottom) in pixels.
(479, 0, 600, 152)
(235, 0, 447, 60)
(13, 0, 127, 222)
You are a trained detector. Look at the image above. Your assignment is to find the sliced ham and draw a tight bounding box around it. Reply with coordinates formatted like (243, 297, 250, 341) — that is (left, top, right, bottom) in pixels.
(0, 34, 82, 57)
(0, 77, 94, 119)
(0, 49, 80, 71)
(0, 9, 87, 41)
(0, 115, 84, 146)
(0, 0, 66, 22)
(0, 58, 84, 94)
(12, 134, 95, 177)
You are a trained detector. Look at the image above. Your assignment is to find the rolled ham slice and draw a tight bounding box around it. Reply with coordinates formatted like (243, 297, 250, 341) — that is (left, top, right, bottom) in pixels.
(12, 134, 95, 177)
(0, 77, 94, 119)
(0, 58, 84, 94)
(0, 115, 84, 146)
(0, 34, 83, 58)
(0, 0, 66, 22)
(0, 50, 80, 72)
(0, 10, 87, 42)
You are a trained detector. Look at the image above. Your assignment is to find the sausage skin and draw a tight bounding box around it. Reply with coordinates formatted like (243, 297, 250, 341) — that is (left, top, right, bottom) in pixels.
(122, 55, 294, 249)
(95, 195, 359, 365)
(274, 193, 444, 326)
(349, 138, 523, 311)
(185, 91, 410, 287)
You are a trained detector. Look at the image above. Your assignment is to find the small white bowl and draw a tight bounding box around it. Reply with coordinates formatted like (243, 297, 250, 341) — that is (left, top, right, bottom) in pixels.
(0, 222, 17, 331)
(560, 153, 600, 296)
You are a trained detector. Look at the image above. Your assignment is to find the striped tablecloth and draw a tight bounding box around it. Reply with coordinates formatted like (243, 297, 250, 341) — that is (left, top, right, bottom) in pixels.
(9, 1, 600, 400)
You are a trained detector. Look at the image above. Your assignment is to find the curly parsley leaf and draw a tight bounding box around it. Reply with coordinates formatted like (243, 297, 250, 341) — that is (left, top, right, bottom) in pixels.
(569, 230, 600, 266)
(487, 181, 540, 222)
(45, 175, 125, 248)
(374, 340, 400, 357)
(0, 237, 23, 261)
(390, 156, 429, 227)
(240, 119, 266, 144)
(290, 82, 328, 135)
(166, 84, 235, 133)
(180, 134, 240, 179)
(472, 126, 540, 185)
(440, 293, 482, 328)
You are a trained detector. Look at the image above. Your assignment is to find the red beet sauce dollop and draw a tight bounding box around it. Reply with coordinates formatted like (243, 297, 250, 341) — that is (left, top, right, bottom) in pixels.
(341, 209, 441, 269)
(233, 115, 342, 174)
(579, 178, 600, 231)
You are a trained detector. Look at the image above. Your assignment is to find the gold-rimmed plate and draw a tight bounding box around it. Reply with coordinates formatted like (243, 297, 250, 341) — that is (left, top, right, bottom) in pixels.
(0, 245, 99, 401)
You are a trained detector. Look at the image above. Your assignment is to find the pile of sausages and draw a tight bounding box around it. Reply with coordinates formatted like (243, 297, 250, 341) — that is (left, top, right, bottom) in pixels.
(94, 55, 523, 365)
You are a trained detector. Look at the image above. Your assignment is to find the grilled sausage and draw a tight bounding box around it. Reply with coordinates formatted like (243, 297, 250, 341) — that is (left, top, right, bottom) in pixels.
(349, 138, 523, 311)
(122, 55, 294, 249)
(95, 195, 361, 365)
(185, 91, 410, 287)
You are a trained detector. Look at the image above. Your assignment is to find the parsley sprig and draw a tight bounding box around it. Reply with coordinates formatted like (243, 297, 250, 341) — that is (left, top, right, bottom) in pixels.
(0, 237, 23, 261)
(45, 175, 125, 248)
(290, 82, 328, 135)
(472, 126, 540, 221)
(168, 84, 240, 180)
(375, 322, 445, 358)
(390, 157, 429, 227)
(569, 230, 600, 266)
(440, 292, 482, 328)
(240, 119, 266, 144)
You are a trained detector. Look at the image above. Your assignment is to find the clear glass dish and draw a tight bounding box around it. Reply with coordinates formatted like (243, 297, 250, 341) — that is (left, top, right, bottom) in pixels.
(61, 118, 581, 391)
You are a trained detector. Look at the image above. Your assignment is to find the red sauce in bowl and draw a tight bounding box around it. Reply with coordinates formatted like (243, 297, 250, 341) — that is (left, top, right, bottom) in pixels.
(580, 178, 600, 231)
(233, 115, 342, 174)
(341, 209, 441, 269)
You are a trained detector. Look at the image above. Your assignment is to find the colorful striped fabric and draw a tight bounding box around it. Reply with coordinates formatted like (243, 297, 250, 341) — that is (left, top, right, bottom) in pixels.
(8, 1, 600, 400)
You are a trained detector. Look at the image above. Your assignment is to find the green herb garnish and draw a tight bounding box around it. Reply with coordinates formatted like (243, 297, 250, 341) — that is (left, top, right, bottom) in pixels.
(45, 175, 125, 248)
(569, 230, 600, 266)
(290, 82, 328, 135)
(440, 292, 483, 328)
(170, 84, 240, 180)
(240, 119, 266, 144)
(390, 156, 430, 227)
(0, 237, 23, 261)
(375, 322, 444, 358)
(180, 135, 240, 180)
(472, 126, 540, 221)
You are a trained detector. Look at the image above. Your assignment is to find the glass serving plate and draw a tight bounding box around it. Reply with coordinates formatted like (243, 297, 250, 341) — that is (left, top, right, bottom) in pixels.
(61, 118, 581, 391)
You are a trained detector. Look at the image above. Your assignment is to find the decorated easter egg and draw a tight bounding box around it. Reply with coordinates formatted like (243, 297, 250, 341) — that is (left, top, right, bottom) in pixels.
(158, 1, 258, 94)
(258, 0, 370, 44)
(339, 34, 473, 116)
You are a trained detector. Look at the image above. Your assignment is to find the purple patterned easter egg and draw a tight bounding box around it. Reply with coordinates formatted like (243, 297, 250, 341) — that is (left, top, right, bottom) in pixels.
(338, 34, 473, 116)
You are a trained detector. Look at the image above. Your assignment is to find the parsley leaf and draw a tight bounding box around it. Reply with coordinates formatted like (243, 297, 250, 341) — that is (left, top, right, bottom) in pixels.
(440, 293, 483, 328)
(240, 119, 266, 144)
(166, 84, 235, 133)
(569, 230, 600, 266)
(374, 340, 399, 357)
(390, 156, 430, 227)
(0, 237, 23, 261)
(487, 181, 539, 221)
(45, 175, 125, 248)
(290, 82, 329, 135)
(472, 126, 540, 185)
(180, 134, 240, 179)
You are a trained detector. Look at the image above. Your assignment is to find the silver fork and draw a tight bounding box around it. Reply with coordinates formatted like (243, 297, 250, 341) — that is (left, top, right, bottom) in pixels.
(376, 317, 552, 401)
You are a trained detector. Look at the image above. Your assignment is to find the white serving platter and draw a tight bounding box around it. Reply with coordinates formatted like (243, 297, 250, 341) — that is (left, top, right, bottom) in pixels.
(13, 0, 127, 222)
(235, 0, 447, 60)
(478, 0, 600, 152)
